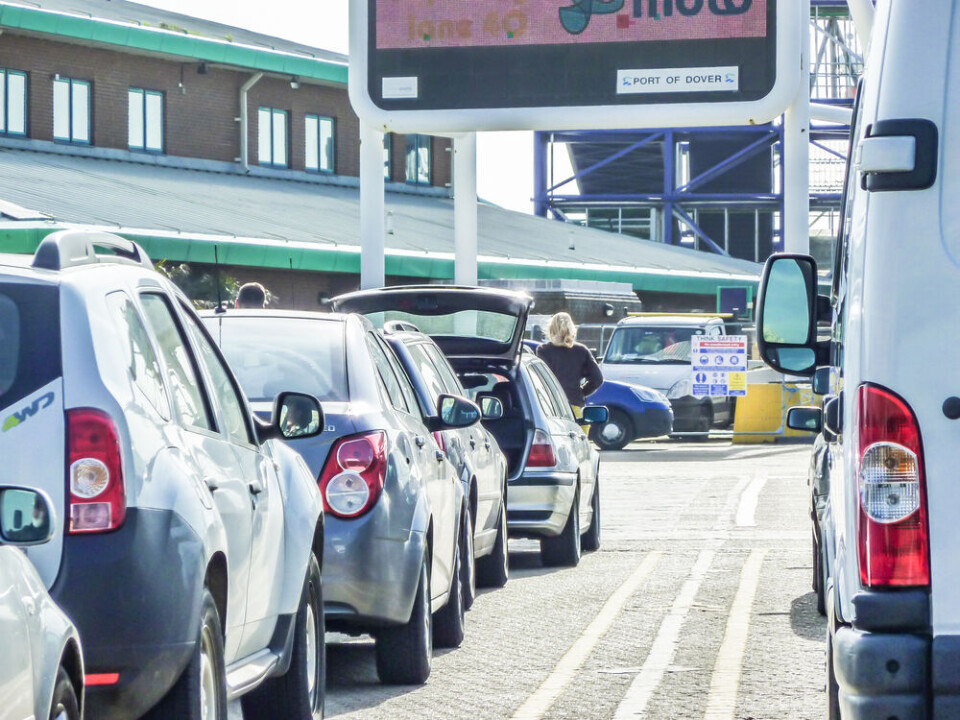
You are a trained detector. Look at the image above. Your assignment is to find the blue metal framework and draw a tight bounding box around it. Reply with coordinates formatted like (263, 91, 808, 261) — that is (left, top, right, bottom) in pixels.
(533, 0, 858, 263)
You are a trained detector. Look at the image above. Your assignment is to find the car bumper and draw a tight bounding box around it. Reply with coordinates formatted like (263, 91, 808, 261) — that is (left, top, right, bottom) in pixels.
(322, 510, 426, 630)
(50, 508, 205, 720)
(631, 407, 674, 438)
(506, 471, 577, 538)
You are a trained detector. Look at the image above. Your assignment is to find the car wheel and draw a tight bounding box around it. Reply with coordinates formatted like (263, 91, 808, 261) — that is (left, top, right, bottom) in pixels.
(591, 409, 634, 451)
(376, 556, 432, 685)
(433, 530, 466, 649)
(461, 500, 477, 610)
(242, 552, 325, 720)
(581, 479, 601, 552)
(540, 487, 581, 567)
(827, 628, 841, 720)
(476, 490, 509, 588)
(48, 667, 80, 720)
(144, 588, 227, 720)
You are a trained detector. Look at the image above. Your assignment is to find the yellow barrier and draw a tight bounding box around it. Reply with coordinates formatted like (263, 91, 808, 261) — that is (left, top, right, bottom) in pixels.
(732, 382, 814, 444)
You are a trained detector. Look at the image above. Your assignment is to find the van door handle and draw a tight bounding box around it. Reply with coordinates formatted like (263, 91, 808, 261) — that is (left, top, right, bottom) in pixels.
(248, 480, 264, 496)
(415, 436, 427, 448)
(204, 477, 220, 492)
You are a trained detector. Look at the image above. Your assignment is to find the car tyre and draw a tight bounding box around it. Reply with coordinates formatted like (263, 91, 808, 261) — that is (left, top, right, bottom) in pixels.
(433, 530, 466, 648)
(540, 488, 581, 567)
(144, 588, 227, 720)
(48, 666, 80, 720)
(581, 479, 601, 552)
(242, 552, 325, 720)
(461, 501, 477, 610)
(476, 490, 509, 588)
(376, 556, 432, 685)
(591, 409, 633, 451)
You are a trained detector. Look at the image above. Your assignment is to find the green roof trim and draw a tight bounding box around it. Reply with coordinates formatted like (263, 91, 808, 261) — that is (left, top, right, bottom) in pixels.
(0, 5, 348, 84)
(4, 225, 757, 296)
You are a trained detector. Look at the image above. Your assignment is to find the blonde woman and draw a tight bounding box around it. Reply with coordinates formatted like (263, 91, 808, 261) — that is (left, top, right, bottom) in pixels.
(535, 312, 604, 417)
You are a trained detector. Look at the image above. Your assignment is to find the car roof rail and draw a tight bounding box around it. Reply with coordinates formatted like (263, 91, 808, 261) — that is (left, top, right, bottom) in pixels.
(32, 230, 153, 271)
(383, 320, 421, 334)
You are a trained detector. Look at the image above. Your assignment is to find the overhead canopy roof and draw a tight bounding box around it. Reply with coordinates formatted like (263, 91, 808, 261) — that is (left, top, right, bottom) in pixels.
(0, 149, 761, 295)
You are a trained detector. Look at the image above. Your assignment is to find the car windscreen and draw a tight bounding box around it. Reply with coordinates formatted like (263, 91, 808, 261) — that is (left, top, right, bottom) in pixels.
(604, 326, 705, 364)
(0, 283, 61, 410)
(206, 317, 348, 403)
(362, 309, 517, 344)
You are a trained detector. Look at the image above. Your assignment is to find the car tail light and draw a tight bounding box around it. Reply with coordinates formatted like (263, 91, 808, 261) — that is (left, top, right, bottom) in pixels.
(67, 409, 125, 534)
(856, 384, 929, 587)
(319, 431, 387, 518)
(527, 429, 556, 468)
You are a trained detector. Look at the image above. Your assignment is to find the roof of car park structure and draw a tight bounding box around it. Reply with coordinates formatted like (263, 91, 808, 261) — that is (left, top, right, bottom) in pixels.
(0, 0, 762, 297)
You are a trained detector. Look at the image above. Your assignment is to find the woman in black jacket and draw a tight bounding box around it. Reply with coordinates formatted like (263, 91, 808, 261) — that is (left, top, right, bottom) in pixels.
(535, 312, 603, 417)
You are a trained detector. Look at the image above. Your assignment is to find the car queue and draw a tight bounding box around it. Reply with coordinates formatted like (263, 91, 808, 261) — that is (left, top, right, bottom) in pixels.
(0, 231, 608, 720)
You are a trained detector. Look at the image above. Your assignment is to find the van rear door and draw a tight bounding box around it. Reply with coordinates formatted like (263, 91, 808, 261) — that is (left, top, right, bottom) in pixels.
(0, 276, 64, 587)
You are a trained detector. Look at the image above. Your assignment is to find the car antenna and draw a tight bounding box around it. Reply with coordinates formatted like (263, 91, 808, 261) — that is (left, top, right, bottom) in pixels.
(214, 244, 226, 314)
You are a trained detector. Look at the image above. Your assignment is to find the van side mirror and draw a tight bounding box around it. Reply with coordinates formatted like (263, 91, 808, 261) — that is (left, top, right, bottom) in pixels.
(786, 406, 822, 433)
(0, 487, 54, 546)
(756, 254, 821, 377)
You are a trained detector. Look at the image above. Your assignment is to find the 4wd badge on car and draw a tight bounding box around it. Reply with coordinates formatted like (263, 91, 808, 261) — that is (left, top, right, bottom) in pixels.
(3, 391, 55, 432)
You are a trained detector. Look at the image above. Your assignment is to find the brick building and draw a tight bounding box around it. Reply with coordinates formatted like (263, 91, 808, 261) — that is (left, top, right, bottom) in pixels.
(0, 0, 762, 311)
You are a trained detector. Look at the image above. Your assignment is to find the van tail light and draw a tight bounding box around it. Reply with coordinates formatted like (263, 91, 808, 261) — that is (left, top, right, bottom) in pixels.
(67, 409, 126, 534)
(527, 429, 557, 468)
(319, 431, 387, 518)
(856, 384, 930, 587)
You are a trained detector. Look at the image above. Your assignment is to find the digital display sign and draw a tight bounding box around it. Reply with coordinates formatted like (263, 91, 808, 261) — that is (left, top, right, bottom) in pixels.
(349, 0, 799, 133)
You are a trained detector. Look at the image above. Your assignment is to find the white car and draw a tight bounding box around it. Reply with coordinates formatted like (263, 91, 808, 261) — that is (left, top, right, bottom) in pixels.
(0, 230, 327, 720)
(0, 485, 84, 720)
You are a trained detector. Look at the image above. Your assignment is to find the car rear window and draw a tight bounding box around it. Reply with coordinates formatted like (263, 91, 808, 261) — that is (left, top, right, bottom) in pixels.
(206, 316, 348, 403)
(0, 283, 61, 410)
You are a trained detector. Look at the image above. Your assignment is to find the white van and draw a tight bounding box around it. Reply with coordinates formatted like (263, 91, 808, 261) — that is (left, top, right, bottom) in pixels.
(600, 314, 733, 434)
(756, 2, 960, 717)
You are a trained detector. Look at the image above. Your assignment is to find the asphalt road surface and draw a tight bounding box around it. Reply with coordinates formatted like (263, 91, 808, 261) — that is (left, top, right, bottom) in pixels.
(238, 440, 826, 720)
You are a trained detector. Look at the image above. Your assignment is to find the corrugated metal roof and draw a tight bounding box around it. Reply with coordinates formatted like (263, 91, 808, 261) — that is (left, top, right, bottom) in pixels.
(0, 148, 761, 291)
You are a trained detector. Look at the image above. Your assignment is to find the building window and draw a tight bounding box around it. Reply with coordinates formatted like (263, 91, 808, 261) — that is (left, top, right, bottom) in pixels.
(384, 133, 392, 181)
(305, 114, 335, 173)
(258, 107, 288, 167)
(128, 89, 164, 152)
(53, 77, 90, 144)
(405, 134, 431, 185)
(0, 69, 27, 137)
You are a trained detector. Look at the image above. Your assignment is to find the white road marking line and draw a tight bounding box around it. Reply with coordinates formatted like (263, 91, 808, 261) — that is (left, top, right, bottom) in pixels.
(735, 475, 767, 527)
(703, 549, 768, 720)
(611, 548, 717, 720)
(510, 551, 663, 720)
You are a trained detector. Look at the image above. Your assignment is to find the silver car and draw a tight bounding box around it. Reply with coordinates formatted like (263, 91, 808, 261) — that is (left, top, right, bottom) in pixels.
(204, 310, 478, 685)
(331, 286, 607, 568)
(0, 486, 83, 720)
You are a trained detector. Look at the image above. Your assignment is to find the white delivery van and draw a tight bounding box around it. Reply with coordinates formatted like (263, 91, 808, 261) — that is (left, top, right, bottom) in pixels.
(756, 2, 960, 717)
(600, 314, 733, 434)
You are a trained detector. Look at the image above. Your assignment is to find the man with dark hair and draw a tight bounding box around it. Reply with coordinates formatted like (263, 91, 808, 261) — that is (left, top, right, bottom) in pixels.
(235, 282, 267, 309)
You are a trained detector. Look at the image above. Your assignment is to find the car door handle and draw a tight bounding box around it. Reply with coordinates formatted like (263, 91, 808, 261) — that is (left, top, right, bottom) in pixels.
(415, 436, 427, 448)
(204, 477, 220, 492)
(23, 597, 36, 616)
(248, 480, 264, 496)
(469, 438, 477, 449)
(568, 431, 578, 439)
(484, 441, 491, 451)
(435, 450, 445, 462)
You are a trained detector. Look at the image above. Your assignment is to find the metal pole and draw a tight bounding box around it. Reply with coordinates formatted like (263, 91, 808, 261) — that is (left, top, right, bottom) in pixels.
(454, 133, 478, 286)
(359, 120, 385, 289)
(533, 131, 549, 218)
(783, 0, 811, 255)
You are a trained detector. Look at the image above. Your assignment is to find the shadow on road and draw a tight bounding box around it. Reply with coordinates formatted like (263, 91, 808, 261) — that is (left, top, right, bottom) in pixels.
(790, 591, 827, 642)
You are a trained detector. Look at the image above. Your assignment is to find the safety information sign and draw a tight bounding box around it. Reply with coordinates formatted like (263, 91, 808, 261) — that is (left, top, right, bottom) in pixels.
(691, 336, 748, 372)
(692, 371, 747, 398)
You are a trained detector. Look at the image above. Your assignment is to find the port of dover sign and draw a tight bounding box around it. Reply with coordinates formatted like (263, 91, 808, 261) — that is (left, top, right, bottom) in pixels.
(349, 0, 801, 133)
(691, 335, 748, 397)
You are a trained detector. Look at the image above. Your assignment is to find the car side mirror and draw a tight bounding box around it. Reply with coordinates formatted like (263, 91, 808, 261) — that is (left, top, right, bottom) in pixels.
(579, 405, 608, 425)
(786, 406, 822, 433)
(260, 392, 325, 441)
(756, 254, 821, 377)
(479, 396, 503, 421)
(0, 487, 54, 546)
(433, 394, 481, 430)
